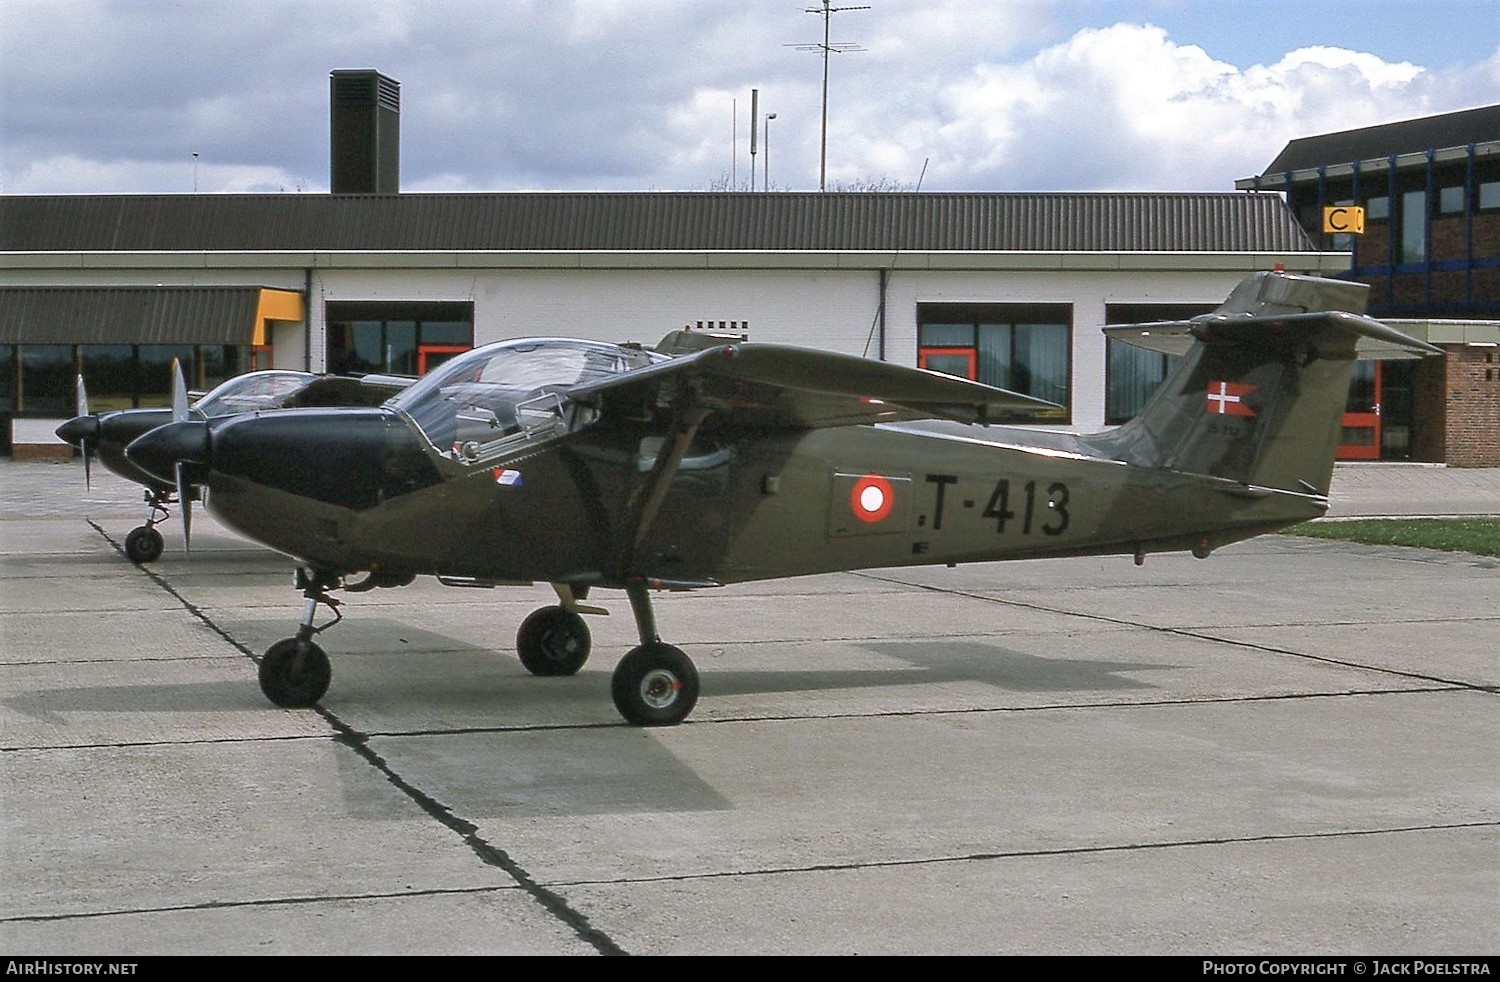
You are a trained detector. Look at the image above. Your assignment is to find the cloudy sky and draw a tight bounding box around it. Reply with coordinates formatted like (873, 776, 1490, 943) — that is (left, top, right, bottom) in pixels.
(2, 0, 1496, 196)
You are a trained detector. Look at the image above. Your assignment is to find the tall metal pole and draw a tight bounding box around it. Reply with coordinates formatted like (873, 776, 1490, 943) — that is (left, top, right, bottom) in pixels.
(750, 88, 759, 192)
(818, 5, 829, 191)
(795, 2, 868, 192)
(764, 113, 777, 190)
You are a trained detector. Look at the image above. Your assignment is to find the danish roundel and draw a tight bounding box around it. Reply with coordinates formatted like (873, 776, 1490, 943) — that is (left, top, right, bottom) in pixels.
(850, 474, 895, 524)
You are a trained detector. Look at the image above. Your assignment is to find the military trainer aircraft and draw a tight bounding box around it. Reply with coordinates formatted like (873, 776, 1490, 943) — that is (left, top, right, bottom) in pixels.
(57, 367, 410, 562)
(125, 271, 1440, 727)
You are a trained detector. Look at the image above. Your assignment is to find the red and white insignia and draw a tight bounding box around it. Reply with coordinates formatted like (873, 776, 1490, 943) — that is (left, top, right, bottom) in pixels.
(850, 474, 895, 523)
(1206, 380, 1256, 417)
(493, 468, 523, 487)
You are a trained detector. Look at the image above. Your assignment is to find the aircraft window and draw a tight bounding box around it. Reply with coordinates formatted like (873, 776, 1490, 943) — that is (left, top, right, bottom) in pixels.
(194, 371, 315, 417)
(389, 337, 665, 458)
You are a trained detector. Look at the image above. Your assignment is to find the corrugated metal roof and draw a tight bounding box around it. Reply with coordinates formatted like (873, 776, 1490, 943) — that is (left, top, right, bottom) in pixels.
(0, 286, 266, 344)
(0, 191, 1320, 254)
(1258, 104, 1500, 175)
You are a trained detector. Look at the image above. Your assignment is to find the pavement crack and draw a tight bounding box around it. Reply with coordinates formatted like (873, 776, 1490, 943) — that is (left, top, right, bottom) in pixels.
(94, 518, 629, 957)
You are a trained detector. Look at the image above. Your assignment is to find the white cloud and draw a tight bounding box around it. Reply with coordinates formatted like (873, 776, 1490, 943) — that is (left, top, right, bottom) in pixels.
(0, 2, 1492, 195)
(1, 155, 317, 195)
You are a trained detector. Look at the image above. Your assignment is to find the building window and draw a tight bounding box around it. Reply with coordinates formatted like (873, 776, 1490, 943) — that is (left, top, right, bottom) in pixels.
(0, 346, 14, 415)
(917, 303, 1071, 415)
(1103, 303, 1215, 425)
(1480, 180, 1500, 210)
(18, 345, 73, 415)
(326, 301, 474, 376)
(78, 345, 136, 412)
(136, 345, 197, 407)
(2, 343, 253, 417)
(1438, 184, 1466, 215)
(1399, 189, 1427, 264)
(1366, 195, 1390, 221)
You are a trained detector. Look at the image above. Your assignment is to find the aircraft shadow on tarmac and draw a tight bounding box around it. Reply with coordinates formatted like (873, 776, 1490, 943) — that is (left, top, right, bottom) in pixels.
(4, 625, 1173, 725)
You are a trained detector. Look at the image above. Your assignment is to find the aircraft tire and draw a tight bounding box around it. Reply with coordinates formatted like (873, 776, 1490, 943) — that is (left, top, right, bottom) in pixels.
(258, 638, 332, 708)
(611, 642, 699, 727)
(516, 606, 591, 676)
(124, 526, 165, 564)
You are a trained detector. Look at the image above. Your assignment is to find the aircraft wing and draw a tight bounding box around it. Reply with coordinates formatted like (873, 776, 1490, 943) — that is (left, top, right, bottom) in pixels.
(1104, 310, 1443, 361)
(567, 342, 1063, 430)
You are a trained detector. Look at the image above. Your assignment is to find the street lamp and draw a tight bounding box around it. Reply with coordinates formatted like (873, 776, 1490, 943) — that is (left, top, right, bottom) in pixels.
(764, 113, 777, 190)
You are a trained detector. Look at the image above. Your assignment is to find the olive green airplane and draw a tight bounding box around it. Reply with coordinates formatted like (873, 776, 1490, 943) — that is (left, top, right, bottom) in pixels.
(125, 271, 1439, 727)
(56, 368, 410, 562)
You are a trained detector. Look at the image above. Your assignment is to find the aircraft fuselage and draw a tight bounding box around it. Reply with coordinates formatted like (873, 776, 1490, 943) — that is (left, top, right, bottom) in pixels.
(185, 407, 1325, 588)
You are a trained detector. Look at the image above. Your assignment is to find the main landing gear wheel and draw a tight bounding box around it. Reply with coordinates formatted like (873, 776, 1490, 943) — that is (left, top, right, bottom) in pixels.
(516, 605, 591, 676)
(124, 525, 165, 564)
(611, 642, 699, 727)
(258, 638, 332, 708)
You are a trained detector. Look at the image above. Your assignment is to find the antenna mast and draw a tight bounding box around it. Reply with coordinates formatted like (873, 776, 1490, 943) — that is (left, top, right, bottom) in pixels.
(792, 1, 868, 191)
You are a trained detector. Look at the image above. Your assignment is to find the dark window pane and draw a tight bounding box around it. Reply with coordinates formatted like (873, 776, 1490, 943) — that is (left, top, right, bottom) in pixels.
(418, 320, 473, 346)
(1346, 360, 1377, 413)
(918, 323, 972, 347)
(20, 345, 73, 415)
(79, 345, 136, 410)
(0, 346, 14, 411)
(199, 346, 249, 391)
(976, 323, 1013, 388)
(137, 345, 195, 408)
(385, 321, 417, 375)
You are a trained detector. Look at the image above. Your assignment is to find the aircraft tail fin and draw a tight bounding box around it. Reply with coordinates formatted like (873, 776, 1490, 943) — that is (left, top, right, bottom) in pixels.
(1091, 271, 1440, 497)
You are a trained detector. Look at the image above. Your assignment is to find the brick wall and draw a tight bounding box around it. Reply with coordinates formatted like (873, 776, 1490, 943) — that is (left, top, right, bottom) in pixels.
(1411, 355, 1448, 463)
(1441, 345, 1500, 467)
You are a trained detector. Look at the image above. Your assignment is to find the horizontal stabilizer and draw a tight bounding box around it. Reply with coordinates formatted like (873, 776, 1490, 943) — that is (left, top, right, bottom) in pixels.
(1104, 272, 1441, 360)
(570, 342, 1063, 430)
(1105, 310, 1443, 360)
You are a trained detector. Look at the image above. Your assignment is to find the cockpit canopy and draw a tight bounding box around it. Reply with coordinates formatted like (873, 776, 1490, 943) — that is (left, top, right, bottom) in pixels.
(388, 337, 667, 457)
(194, 371, 315, 417)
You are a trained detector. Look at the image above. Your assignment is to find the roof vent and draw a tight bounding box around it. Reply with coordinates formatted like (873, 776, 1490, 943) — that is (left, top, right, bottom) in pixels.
(330, 70, 400, 194)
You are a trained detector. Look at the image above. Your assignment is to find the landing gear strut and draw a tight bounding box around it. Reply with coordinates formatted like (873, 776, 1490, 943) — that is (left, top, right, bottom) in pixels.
(610, 581, 698, 727)
(123, 490, 171, 564)
(258, 568, 339, 708)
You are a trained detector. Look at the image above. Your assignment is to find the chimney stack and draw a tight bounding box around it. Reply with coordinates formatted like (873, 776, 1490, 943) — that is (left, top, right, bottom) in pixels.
(330, 70, 400, 194)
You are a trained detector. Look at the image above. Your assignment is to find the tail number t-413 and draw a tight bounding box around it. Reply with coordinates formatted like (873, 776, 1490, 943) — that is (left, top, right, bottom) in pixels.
(983, 478, 1071, 536)
(925, 473, 1070, 536)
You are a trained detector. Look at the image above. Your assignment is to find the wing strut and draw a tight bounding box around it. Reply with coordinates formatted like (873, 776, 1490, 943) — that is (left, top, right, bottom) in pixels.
(613, 403, 710, 580)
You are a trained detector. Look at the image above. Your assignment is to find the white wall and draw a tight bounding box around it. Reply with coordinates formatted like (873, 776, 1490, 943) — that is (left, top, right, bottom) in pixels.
(308, 264, 1252, 431)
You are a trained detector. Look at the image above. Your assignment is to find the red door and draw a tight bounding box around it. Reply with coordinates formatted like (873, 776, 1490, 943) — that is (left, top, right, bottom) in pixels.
(1337, 361, 1381, 460)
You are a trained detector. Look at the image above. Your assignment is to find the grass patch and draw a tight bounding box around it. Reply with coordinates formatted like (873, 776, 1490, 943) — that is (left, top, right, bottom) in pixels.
(1280, 518, 1500, 557)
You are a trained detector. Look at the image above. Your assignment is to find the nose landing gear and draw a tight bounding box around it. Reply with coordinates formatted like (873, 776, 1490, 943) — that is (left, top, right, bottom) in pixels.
(258, 568, 340, 708)
(123, 491, 172, 564)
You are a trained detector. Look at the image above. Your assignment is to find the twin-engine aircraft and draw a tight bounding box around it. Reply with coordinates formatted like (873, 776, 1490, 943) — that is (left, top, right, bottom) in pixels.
(125, 271, 1440, 727)
(56, 369, 410, 562)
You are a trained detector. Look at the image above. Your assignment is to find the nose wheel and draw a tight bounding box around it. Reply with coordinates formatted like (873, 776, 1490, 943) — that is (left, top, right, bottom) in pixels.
(123, 491, 173, 564)
(258, 638, 332, 708)
(124, 525, 165, 564)
(258, 568, 342, 709)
